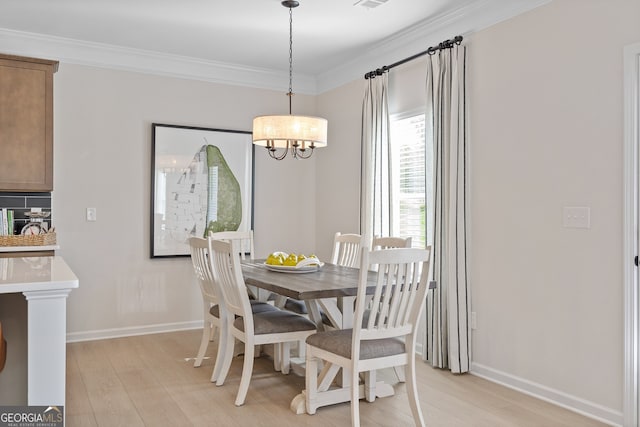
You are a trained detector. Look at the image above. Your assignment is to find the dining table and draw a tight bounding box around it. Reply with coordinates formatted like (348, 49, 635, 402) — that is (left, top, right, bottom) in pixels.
(241, 259, 395, 414)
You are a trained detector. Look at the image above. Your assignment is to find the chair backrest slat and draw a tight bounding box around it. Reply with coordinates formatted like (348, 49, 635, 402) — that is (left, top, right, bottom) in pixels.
(404, 264, 423, 326)
(366, 270, 385, 329)
(377, 262, 396, 327)
(386, 263, 407, 327)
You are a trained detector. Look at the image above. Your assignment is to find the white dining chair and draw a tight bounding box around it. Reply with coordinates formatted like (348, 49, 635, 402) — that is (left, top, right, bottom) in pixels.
(330, 232, 364, 268)
(188, 237, 226, 381)
(188, 236, 277, 382)
(305, 246, 432, 427)
(209, 238, 317, 406)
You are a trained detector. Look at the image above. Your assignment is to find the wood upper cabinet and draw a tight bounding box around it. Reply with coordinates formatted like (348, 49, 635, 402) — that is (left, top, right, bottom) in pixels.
(0, 54, 58, 192)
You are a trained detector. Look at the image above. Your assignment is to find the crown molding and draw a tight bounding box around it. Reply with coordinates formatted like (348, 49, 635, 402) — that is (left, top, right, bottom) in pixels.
(0, 0, 549, 95)
(0, 28, 318, 94)
(316, 0, 551, 93)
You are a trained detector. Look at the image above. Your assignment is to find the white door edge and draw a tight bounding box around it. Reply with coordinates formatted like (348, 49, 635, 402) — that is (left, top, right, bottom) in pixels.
(623, 41, 640, 427)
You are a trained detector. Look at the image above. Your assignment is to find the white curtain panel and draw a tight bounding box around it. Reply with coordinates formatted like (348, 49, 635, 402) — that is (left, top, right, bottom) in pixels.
(360, 74, 391, 248)
(424, 44, 470, 373)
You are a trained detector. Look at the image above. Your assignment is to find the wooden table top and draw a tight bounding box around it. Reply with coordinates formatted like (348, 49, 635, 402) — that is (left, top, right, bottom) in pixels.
(241, 259, 376, 300)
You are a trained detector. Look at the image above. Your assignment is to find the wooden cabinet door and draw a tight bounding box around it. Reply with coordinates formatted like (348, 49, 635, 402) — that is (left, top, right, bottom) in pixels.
(0, 54, 58, 192)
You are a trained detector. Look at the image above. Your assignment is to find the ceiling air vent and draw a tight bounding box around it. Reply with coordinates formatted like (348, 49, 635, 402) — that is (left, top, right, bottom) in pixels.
(354, 0, 389, 9)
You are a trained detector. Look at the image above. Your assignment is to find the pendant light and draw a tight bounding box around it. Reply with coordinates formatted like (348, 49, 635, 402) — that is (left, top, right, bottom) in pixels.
(252, 0, 328, 160)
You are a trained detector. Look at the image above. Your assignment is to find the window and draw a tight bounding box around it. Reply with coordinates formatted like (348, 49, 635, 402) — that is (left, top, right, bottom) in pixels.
(389, 113, 431, 249)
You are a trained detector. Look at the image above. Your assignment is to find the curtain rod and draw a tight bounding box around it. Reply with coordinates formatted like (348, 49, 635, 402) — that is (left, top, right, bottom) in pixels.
(364, 35, 463, 80)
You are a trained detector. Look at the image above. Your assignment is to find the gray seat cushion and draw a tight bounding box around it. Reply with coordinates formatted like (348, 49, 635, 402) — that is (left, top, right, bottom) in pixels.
(284, 298, 307, 314)
(306, 329, 405, 360)
(250, 300, 279, 314)
(284, 299, 332, 326)
(209, 301, 277, 318)
(209, 304, 221, 318)
(233, 310, 316, 335)
(321, 309, 372, 329)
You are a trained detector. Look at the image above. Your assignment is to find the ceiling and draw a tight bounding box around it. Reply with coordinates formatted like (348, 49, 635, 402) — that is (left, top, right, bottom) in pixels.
(0, 0, 549, 93)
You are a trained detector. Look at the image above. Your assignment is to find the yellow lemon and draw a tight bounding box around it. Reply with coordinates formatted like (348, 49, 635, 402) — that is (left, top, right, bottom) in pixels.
(284, 254, 298, 266)
(267, 253, 285, 265)
(266, 252, 287, 265)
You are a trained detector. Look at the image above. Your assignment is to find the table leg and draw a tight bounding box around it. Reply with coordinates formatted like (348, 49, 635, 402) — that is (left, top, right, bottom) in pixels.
(290, 393, 307, 414)
(317, 298, 341, 328)
(304, 300, 325, 331)
(338, 296, 355, 328)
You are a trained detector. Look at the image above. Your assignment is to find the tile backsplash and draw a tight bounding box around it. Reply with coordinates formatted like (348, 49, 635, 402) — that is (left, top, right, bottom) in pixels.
(0, 192, 52, 235)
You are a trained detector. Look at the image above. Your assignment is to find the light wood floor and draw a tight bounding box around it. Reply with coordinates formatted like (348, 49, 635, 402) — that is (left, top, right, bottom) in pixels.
(66, 329, 607, 426)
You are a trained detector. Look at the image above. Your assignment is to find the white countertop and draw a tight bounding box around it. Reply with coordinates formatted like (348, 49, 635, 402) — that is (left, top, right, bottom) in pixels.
(0, 256, 78, 293)
(0, 245, 59, 253)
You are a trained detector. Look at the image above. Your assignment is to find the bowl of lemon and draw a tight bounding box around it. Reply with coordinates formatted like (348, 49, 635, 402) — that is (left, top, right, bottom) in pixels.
(264, 252, 323, 273)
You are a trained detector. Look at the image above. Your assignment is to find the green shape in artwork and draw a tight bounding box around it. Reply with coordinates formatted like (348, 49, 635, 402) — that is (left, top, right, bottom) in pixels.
(204, 145, 242, 236)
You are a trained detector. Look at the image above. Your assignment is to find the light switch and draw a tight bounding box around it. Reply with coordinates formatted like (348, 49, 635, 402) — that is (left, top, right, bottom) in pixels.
(86, 207, 97, 222)
(562, 206, 590, 229)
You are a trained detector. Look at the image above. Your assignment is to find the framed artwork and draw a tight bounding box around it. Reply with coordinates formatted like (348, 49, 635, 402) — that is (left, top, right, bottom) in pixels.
(151, 123, 254, 258)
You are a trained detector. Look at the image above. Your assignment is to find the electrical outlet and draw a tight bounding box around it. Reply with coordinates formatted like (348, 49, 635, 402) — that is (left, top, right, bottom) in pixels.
(86, 207, 97, 222)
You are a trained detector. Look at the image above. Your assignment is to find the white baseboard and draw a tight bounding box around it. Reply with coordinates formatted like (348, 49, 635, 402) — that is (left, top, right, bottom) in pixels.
(66, 320, 203, 343)
(470, 362, 623, 427)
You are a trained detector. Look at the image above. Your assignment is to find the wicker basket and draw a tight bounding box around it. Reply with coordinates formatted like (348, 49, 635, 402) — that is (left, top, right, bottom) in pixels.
(0, 232, 57, 247)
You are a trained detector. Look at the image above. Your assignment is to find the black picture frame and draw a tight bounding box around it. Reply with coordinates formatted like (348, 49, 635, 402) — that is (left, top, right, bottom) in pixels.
(151, 123, 254, 258)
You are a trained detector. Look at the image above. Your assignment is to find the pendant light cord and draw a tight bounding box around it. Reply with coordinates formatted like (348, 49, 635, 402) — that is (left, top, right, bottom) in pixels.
(288, 5, 293, 115)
